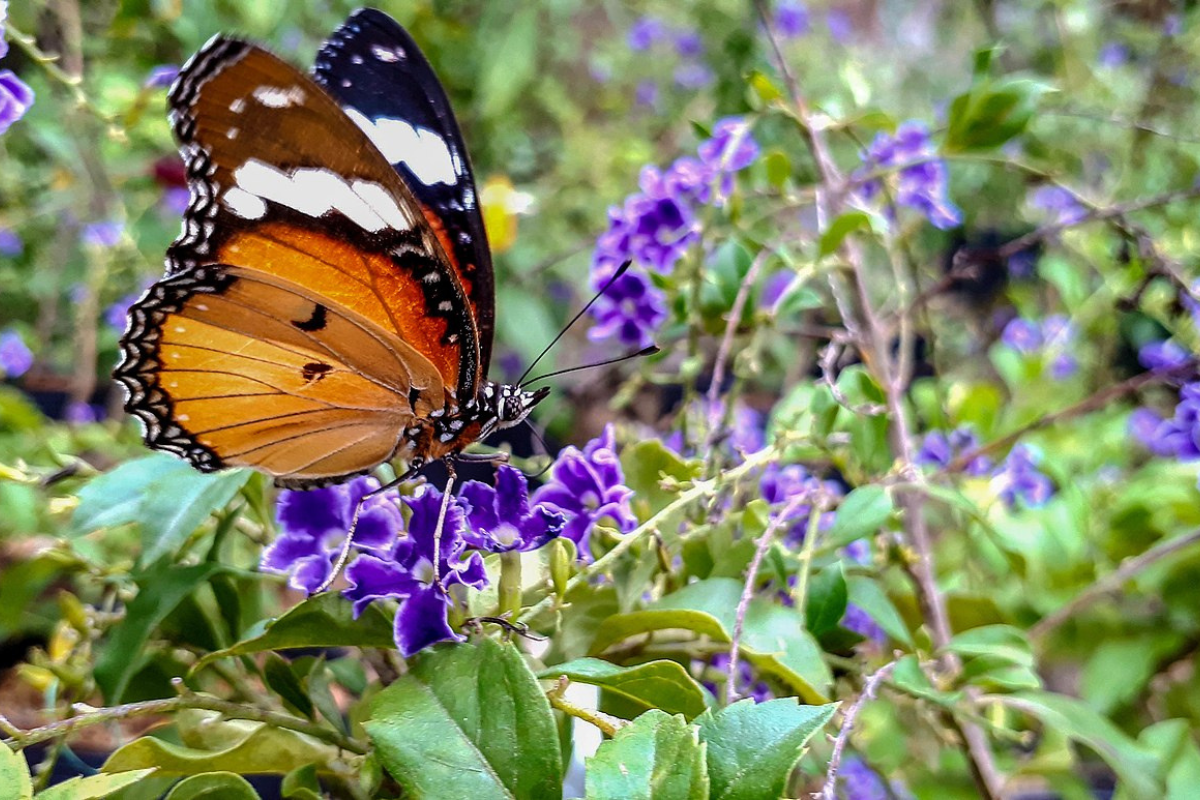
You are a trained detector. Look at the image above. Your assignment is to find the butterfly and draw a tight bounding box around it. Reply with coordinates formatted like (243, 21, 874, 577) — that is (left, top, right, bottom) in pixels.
(116, 8, 548, 490)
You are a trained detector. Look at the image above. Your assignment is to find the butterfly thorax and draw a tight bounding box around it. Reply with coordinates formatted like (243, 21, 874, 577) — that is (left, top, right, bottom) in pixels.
(404, 382, 549, 466)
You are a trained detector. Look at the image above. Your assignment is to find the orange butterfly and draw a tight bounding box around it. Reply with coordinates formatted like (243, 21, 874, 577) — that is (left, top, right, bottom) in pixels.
(116, 10, 548, 489)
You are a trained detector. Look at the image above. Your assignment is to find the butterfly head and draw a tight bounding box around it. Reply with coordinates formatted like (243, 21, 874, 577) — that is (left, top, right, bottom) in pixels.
(478, 381, 550, 439)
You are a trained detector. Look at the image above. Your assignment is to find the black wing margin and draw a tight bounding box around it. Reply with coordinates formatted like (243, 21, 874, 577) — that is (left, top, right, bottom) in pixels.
(313, 8, 496, 377)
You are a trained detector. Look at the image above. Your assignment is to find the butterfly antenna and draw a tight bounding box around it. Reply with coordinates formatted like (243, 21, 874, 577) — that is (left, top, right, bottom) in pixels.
(516, 260, 634, 387)
(521, 418, 555, 479)
(522, 345, 659, 387)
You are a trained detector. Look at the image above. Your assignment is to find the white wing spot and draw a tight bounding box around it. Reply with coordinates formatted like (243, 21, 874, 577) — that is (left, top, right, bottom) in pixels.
(371, 44, 402, 62)
(229, 98, 245, 113)
(233, 159, 411, 233)
(422, 272, 441, 283)
(222, 186, 268, 220)
(438, 300, 453, 312)
(226, 127, 239, 139)
(252, 85, 307, 108)
(343, 108, 457, 186)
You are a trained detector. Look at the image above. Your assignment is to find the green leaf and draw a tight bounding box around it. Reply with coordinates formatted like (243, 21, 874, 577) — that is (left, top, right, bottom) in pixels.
(364, 639, 562, 799)
(281, 764, 323, 800)
(1003, 691, 1161, 800)
(70, 454, 250, 565)
(621, 439, 701, 517)
(591, 579, 831, 703)
(764, 150, 790, 189)
(819, 211, 872, 257)
(822, 487, 893, 549)
(477, 7, 538, 120)
(585, 711, 709, 800)
(1, 744, 33, 800)
(539, 658, 708, 720)
(34, 770, 156, 800)
(845, 577, 912, 646)
(943, 624, 1034, 669)
(748, 70, 783, 104)
(96, 563, 225, 703)
(263, 653, 314, 719)
(192, 593, 395, 672)
(944, 78, 1051, 152)
(804, 563, 847, 636)
(164, 772, 258, 800)
(103, 710, 338, 776)
(695, 699, 837, 800)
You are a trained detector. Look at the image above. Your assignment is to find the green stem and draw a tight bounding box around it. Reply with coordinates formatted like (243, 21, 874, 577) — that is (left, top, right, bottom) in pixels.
(497, 550, 523, 619)
(791, 501, 828, 617)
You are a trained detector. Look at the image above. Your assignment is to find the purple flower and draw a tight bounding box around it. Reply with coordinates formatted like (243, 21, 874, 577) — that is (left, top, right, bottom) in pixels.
(460, 465, 565, 553)
(587, 268, 666, 349)
(698, 117, 760, 174)
(261, 477, 402, 594)
(1006, 248, 1038, 279)
(993, 444, 1055, 509)
(1001, 315, 1079, 380)
(674, 30, 704, 58)
(0, 227, 22, 257)
(1164, 14, 1182, 37)
(628, 16, 665, 51)
(774, 1, 811, 38)
(634, 80, 660, 109)
(342, 487, 487, 657)
(65, 401, 103, 424)
(705, 653, 772, 703)
(826, 9, 853, 43)
(80, 221, 123, 248)
(1029, 185, 1087, 226)
(1139, 340, 1191, 371)
(0, 1, 8, 60)
(839, 757, 890, 800)
(1049, 353, 1078, 380)
(1132, 381, 1200, 459)
(1098, 42, 1129, 68)
(1129, 408, 1165, 452)
(674, 62, 714, 90)
(161, 186, 190, 217)
(853, 121, 961, 230)
(144, 65, 180, 89)
(915, 427, 992, 476)
(760, 464, 841, 545)
(532, 424, 637, 559)
(0, 70, 34, 135)
(842, 604, 886, 642)
(105, 291, 141, 331)
(0, 328, 32, 378)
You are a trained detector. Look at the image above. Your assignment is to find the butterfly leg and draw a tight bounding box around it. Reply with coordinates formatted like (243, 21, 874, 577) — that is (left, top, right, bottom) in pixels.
(313, 463, 423, 594)
(431, 459, 457, 593)
(454, 451, 510, 465)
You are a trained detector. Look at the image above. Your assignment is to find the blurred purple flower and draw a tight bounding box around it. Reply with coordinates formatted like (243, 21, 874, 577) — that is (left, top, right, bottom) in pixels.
(842, 604, 886, 642)
(705, 653, 772, 702)
(532, 424, 637, 560)
(0, 227, 22, 257)
(826, 8, 853, 43)
(993, 444, 1055, 509)
(1049, 353, 1079, 380)
(1001, 315, 1079, 380)
(0, 1, 8, 60)
(1164, 14, 1182, 37)
(1029, 185, 1087, 226)
(915, 427, 992, 476)
(1139, 340, 1191, 371)
(144, 65, 180, 89)
(634, 80, 660, 109)
(65, 401, 103, 424)
(774, 1, 811, 38)
(1132, 382, 1200, 459)
(0, 328, 32, 378)
(1001, 318, 1041, 353)
(674, 62, 714, 90)
(1098, 42, 1129, 68)
(80, 221, 123, 248)
(760, 463, 841, 545)
(1128, 407, 1165, 452)
(105, 291, 141, 331)
(698, 116, 760, 173)
(161, 186, 190, 217)
(261, 476, 401, 594)
(628, 16, 665, 51)
(0, 70, 34, 135)
(587, 268, 666, 349)
(839, 757, 890, 800)
(674, 30, 704, 58)
(1006, 248, 1038, 279)
(459, 465, 565, 553)
(853, 121, 961, 230)
(343, 487, 487, 657)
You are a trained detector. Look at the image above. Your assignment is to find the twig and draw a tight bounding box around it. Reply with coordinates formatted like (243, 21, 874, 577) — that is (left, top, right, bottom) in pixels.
(1029, 528, 1200, 641)
(727, 495, 809, 703)
(3, 690, 367, 754)
(545, 677, 625, 737)
(818, 660, 898, 800)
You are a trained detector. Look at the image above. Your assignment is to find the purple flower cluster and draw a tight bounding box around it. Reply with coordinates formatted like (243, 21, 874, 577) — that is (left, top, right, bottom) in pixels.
(1130, 382, 1200, 460)
(0, 226, 23, 256)
(80, 221, 124, 248)
(702, 653, 772, 703)
(853, 121, 962, 230)
(1138, 340, 1192, 372)
(1000, 314, 1078, 379)
(915, 426, 993, 476)
(144, 65, 180, 89)
(842, 604, 887, 643)
(760, 463, 842, 546)
(839, 757, 891, 800)
(662, 398, 766, 460)
(992, 444, 1055, 509)
(627, 17, 713, 92)
(533, 424, 637, 560)
(264, 466, 566, 657)
(588, 118, 760, 347)
(774, 1, 810, 38)
(0, 70, 33, 135)
(1029, 185, 1087, 226)
(0, 328, 32, 378)
(105, 291, 141, 331)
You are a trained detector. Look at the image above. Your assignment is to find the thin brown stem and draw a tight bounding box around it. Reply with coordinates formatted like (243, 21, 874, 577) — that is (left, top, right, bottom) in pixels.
(819, 660, 898, 800)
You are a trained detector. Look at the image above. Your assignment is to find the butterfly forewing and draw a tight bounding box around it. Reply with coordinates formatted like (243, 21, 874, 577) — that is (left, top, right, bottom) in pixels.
(117, 35, 482, 487)
(313, 8, 496, 375)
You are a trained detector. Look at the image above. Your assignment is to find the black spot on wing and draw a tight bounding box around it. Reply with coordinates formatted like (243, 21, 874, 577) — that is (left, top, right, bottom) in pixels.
(302, 362, 332, 383)
(293, 303, 328, 332)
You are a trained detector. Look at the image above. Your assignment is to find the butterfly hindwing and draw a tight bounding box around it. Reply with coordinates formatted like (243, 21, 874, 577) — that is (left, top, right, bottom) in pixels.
(313, 8, 496, 376)
(117, 35, 483, 486)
